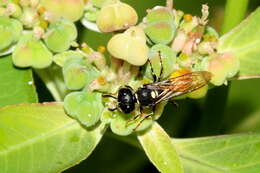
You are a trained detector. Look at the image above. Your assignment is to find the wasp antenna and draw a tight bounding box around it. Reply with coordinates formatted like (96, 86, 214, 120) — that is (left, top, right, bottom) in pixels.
(148, 58, 157, 82)
(108, 107, 117, 111)
(158, 50, 163, 82)
(125, 85, 134, 91)
(102, 94, 117, 99)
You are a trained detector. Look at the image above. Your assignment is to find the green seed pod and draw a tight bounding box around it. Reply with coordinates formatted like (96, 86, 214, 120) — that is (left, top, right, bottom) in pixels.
(145, 44, 177, 80)
(84, 6, 99, 22)
(180, 16, 199, 33)
(44, 19, 77, 53)
(205, 26, 219, 40)
(110, 111, 153, 136)
(63, 58, 88, 90)
(145, 7, 174, 24)
(64, 91, 104, 127)
(219, 53, 240, 78)
(96, 1, 138, 32)
(110, 112, 135, 136)
(107, 26, 149, 66)
(12, 32, 53, 68)
(92, 0, 118, 8)
(53, 50, 84, 67)
(201, 55, 228, 86)
(100, 108, 114, 124)
(0, 16, 22, 51)
(145, 22, 175, 45)
(63, 57, 100, 90)
(40, 0, 84, 21)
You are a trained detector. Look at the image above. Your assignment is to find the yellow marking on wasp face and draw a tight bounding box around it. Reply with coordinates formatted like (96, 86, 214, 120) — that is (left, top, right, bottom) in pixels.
(151, 91, 157, 99)
(135, 93, 140, 104)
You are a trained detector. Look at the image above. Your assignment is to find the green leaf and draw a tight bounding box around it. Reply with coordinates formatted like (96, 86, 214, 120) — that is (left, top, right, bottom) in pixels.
(174, 134, 260, 173)
(0, 103, 105, 173)
(218, 8, 260, 78)
(0, 55, 37, 106)
(137, 122, 184, 173)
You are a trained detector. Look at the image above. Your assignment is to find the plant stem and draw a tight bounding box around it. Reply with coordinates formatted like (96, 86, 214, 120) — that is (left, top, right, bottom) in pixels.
(221, 0, 249, 34)
(196, 0, 249, 136)
(35, 66, 67, 102)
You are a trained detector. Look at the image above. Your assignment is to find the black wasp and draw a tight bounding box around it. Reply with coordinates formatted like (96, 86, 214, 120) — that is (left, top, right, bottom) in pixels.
(103, 52, 212, 127)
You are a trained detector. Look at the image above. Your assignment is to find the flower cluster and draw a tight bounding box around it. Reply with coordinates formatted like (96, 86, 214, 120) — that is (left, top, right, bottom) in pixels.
(0, 0, 83, 68)
(0, 0, 240, 135)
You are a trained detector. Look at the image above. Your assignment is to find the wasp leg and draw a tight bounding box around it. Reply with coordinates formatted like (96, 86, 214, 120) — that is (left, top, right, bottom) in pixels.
(125, 114, 140, 127)
(148, 59, 157, 82)
(133, 105, 155, 130)
(125, 106, 143, 127)
(158, 51, 164, 82)
(102, 94, 117, 99)
(103, 94, 118, 111)
(133, 113, 153, 131)
(169, 100, 179, 108)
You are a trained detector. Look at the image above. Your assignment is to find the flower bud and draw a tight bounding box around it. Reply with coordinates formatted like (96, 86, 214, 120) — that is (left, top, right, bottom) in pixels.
(19, 7, 39, 28)
(96, 2, 138, 32)
(107, 26, 149, 66)
(40, 0, 84, 21)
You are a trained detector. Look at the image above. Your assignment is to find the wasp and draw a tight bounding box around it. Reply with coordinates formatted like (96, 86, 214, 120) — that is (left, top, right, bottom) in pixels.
(103, 52, 212, 128)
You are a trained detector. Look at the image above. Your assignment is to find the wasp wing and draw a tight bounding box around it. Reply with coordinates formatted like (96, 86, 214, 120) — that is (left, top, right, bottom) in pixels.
(145, 71, 211, 104)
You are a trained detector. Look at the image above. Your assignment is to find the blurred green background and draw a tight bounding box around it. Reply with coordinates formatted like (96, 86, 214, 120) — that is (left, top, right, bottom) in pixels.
(39, 0, 260, 172)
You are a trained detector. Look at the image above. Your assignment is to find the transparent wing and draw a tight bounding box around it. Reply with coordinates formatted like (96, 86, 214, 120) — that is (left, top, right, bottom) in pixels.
(144, 71, 211, 104)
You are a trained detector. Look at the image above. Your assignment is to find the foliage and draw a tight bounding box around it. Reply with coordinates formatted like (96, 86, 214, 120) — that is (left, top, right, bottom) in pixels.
(0, 0, 260, 173)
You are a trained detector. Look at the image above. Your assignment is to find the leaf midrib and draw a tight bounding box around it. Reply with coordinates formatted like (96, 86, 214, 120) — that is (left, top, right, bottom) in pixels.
(0, 120, 77, 155)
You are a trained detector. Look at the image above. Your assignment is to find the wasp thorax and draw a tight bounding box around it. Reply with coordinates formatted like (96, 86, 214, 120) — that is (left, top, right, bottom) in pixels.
(136, 87, 158, 107)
